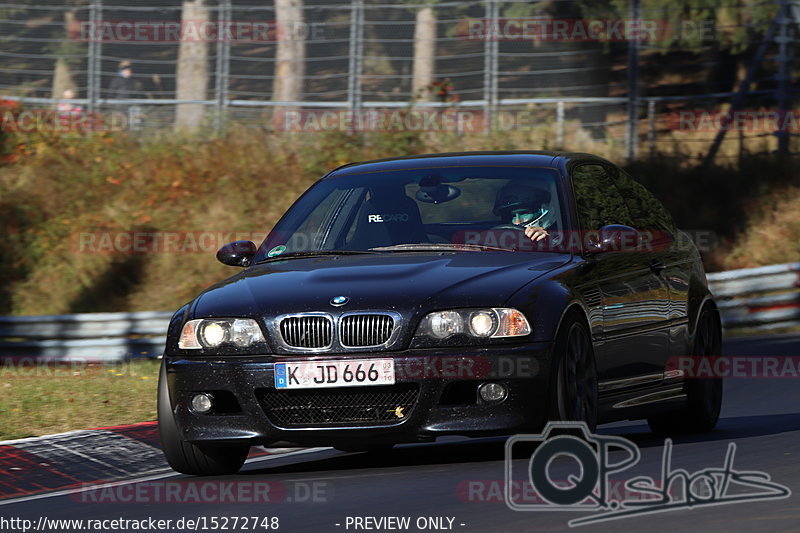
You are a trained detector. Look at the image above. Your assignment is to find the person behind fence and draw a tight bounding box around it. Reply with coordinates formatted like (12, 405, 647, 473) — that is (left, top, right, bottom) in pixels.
(109, 60, 135, 101)
(493, 181, 556, 242)
(56, 89, 83, 129)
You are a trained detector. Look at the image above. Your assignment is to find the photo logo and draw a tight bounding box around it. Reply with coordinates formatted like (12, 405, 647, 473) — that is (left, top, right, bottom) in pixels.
(504, 422, 791, 527)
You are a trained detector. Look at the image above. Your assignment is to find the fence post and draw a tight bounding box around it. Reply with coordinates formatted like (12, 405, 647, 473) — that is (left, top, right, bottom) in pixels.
(490, 0, 499, 131)
(347, 0, 364, 132)
(482, 0, 491, 132)
(483, 0, 498, 133)
(647, 99, 655, 158)
(775, 0, 793, 157)
(556, 101, 565, 148)
(214, 0, 231, 133)
(625, 0, 640, 161)
(86, 2, 93, 114)
(87, 0, 102, 115)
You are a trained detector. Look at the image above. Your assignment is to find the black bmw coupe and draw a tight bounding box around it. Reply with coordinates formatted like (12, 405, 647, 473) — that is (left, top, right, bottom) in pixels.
(158, 151, 722, 475)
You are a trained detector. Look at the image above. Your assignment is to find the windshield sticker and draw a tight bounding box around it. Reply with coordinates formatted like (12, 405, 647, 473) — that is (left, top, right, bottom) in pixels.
(368, 213, 410, 223)
(267, 245, 287, 257)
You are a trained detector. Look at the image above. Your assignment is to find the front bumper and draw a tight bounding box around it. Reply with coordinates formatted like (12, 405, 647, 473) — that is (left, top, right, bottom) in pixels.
(163, 343, 553, 448)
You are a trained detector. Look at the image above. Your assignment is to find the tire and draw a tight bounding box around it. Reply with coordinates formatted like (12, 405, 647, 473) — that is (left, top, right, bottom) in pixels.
(157, 361, 249, 475)
(647, 306, 723, 435)
(547, 313, 599, 432)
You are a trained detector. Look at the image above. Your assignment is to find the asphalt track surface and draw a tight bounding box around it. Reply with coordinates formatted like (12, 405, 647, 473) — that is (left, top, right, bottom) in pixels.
(3, 334, 800, 533)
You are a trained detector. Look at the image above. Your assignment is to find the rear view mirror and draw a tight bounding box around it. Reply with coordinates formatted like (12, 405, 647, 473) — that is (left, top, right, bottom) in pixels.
(415, 184, 461, 204)
(216, 240, 257, 267)
(416, 173, 461, 204)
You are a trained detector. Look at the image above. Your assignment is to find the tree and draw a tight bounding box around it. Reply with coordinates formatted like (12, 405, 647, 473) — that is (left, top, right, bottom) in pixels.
(593, 0, 779, 93)
(51, 9, 78, 103)
(412, 3, 437, 100)
(273, 0, 306, 103)
(175, 0, 210, 131)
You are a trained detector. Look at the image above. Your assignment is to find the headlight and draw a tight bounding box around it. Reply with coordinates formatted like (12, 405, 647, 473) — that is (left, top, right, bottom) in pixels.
(428, 311, 465, 339)
(469, 311, 496, 337)
(178, 318, 265, 349)
(415, 308, 530, 341)
(200, 322, 227, 347)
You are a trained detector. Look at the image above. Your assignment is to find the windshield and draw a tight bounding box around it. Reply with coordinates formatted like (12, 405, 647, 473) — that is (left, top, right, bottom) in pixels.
(255, 166, 565, 261)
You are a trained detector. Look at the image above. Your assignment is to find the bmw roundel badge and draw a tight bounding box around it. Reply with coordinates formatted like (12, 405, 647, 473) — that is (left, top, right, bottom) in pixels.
(331, 295, 349, 306)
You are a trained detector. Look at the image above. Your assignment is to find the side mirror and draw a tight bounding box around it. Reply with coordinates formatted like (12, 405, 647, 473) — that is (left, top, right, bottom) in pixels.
(584, 225, 639, 254)
(216, 240, 257, 267)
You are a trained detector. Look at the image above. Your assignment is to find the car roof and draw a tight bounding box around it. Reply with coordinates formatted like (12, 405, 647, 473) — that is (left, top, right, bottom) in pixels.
(324, 151, 612, 178)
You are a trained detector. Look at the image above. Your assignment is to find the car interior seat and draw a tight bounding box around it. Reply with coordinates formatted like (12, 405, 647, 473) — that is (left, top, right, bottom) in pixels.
(347, 192, 428, 249)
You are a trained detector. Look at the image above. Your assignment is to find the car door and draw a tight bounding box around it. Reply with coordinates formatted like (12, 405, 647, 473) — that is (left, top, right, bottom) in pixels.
(613, 167, 690, 361)
(571, 162, 671, 387)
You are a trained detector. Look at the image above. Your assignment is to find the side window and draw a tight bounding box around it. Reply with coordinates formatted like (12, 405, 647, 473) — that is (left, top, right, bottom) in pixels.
(571, 164, 633, 230)
(612, 167, 675, 234)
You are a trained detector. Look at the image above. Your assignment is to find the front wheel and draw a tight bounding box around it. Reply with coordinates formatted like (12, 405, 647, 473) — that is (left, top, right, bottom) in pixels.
(157, 361, 249, 475)
(547, 314, 599, 432)
(647, 307, 723, 435)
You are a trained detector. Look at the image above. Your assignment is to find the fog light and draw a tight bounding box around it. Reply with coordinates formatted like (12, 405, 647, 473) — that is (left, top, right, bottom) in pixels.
(479, 382, 507, 403)
(190, 393, 213, 414)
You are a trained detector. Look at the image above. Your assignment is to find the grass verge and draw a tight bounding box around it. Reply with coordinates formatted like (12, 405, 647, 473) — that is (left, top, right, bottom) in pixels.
(0, 359, 160, 441)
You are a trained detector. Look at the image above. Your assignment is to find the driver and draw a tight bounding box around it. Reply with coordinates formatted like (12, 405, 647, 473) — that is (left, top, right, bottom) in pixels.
(493, 181, 555, 242)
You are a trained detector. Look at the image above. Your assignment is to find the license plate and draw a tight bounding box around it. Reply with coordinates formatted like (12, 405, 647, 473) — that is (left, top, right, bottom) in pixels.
(274, 359, 395, 389)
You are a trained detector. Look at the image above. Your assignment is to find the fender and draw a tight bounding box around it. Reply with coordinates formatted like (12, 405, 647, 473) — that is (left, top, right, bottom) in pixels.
(504, 260, 591, 343)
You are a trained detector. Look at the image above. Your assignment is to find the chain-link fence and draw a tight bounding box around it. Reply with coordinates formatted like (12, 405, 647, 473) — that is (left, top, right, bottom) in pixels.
(1, 0, 799, 161)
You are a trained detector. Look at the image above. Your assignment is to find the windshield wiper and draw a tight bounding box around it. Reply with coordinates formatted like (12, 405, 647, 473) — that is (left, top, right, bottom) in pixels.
(369, 243, 512, 252)
(255, 250, 379, 264)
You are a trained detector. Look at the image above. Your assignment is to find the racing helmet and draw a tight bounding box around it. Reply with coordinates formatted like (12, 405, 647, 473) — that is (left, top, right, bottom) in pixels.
(493, 181, 552, 226)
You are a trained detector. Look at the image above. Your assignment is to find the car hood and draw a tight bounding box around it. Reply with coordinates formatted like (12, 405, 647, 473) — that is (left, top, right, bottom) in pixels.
(192, 252, 570, 318)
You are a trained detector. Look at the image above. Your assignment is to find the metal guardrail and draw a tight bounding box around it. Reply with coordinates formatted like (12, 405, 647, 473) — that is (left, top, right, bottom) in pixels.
(708, 262, 800, 332)
(0, 311, 172, 362)
(0, 262, 797, 362)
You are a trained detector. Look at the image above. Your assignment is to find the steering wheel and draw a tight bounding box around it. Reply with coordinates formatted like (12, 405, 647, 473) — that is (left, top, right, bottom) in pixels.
(490, 223, 526, 231)
(490, 224, 555, 247)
